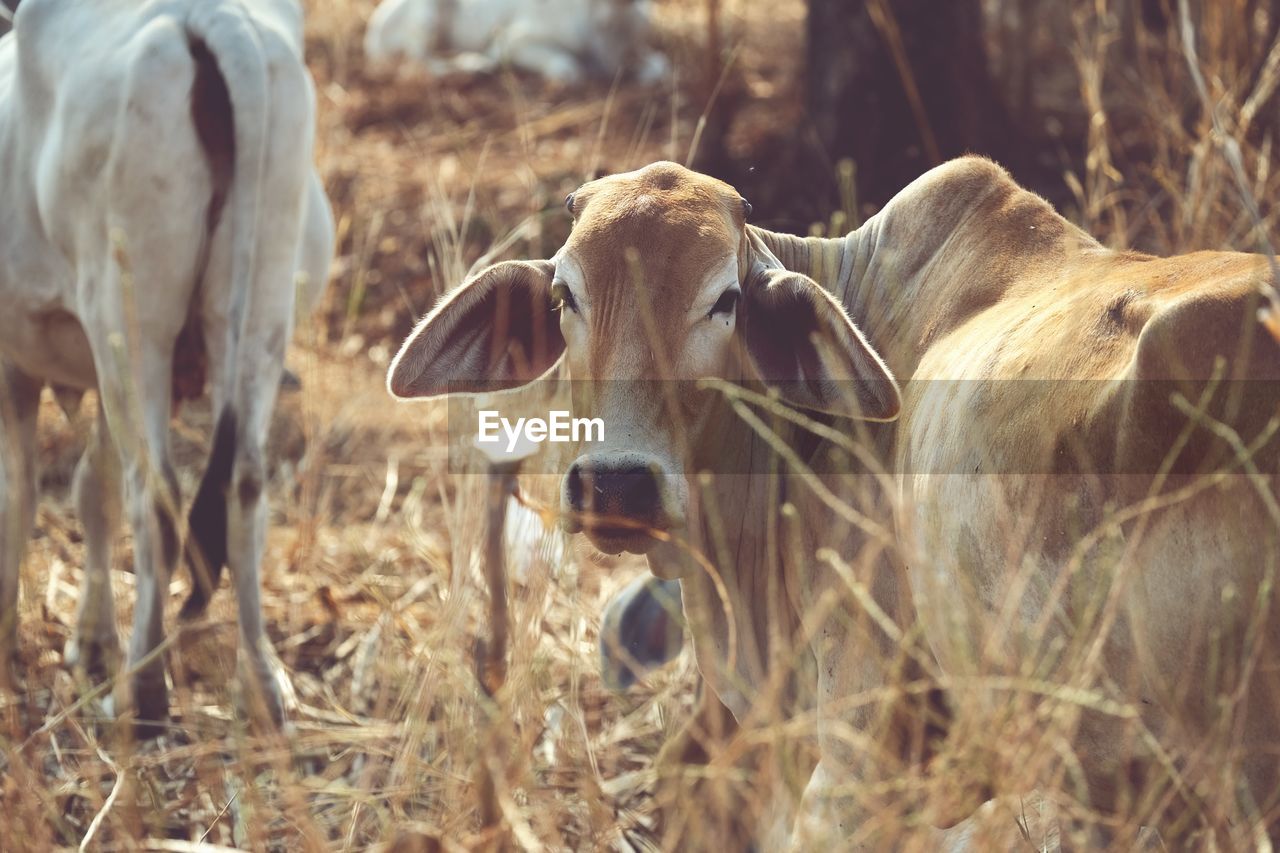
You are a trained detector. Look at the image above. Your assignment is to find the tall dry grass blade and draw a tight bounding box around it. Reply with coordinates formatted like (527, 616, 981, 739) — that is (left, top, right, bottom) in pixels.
(684, 44, 741, 167)
(865, 0, 941, 165)
(1179, 0, 1280, 320)
(77, 742, 123, 852)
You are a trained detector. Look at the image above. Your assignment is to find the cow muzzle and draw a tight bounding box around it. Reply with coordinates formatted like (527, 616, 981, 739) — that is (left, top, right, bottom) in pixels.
(563, 451, 679, 554)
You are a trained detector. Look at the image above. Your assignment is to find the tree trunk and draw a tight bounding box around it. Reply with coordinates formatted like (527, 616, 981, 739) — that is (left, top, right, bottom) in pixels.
(806, 0, 1013, 211)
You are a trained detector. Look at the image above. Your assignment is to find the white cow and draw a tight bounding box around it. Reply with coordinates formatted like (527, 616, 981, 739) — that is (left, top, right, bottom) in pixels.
(0, 0, 334, 733)
(364, 0, 669, 84)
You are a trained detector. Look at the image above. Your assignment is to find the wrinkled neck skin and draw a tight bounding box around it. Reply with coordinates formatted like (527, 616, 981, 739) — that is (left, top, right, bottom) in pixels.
(659, 199, 974, 724)
(653, 386, 817, 719)
(748, 156, 1100, 380)
(746, 217, 922, 381)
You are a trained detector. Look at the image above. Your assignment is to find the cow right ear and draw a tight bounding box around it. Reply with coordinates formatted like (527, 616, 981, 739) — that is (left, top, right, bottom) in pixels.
(741, 265, 900, 420)
(387, 259, 564, 399)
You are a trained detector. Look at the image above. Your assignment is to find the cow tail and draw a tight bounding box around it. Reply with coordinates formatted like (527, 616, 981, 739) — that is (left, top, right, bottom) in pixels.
(179, 3, 271, 620)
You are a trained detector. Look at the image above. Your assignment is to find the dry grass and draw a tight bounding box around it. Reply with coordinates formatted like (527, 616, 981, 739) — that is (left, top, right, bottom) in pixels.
(2, 0, 1280, 849)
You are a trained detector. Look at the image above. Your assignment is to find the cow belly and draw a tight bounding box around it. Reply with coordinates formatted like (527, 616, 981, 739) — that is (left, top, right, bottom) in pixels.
(1121, 478, 1280, 729)
(1096, 477, 1280, 811)
(905, 470, 1279, 675)
(905, 470, 1280, 813)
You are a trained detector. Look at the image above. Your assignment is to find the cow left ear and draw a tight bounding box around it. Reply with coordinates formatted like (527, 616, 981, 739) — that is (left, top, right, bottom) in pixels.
(741, 267, 900, 420)
(388, 259, 563, 399)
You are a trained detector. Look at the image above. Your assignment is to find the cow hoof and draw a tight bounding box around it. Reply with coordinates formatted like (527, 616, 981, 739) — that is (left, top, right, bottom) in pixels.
(64, 633, 121, 683)
(240, 690, 288, 734)
(237, 656, 290, 731)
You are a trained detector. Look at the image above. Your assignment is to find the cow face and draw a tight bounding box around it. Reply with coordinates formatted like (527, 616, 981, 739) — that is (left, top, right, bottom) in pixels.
(389, 162, 898, 556)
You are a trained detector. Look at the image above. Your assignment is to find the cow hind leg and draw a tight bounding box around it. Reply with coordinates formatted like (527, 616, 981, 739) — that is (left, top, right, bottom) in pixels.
(181, 398, 286, 728)
(84, 19, 212, 734)
(0, 364, 41, 689)
(496, 39, 580, 82)
(64, 407, 123, 682)
(224, 398, 287, 728)
(119, 427, 181, 736)
(195, 305, 289, 729)
(92, 337, 182, 737)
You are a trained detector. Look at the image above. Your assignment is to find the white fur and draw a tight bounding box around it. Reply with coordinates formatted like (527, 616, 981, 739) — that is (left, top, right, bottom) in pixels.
(365, 0, 669, 84)
(0, 0, 333, 725)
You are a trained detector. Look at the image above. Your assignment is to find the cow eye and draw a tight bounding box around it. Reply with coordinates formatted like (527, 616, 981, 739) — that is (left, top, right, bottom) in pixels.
(551, 282, 579, 314)
(708, 288, 739, 319)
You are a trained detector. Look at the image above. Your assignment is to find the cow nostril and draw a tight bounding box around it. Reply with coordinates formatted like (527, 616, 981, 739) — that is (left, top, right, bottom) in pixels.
(568, 458, 666, 528)
(616, 469, 660, 520)
(566, 463, 586, 512)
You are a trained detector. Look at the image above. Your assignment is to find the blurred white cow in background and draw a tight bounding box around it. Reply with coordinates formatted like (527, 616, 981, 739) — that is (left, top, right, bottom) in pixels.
(0, 0, 333, 734)
(365, 0, 669, 84)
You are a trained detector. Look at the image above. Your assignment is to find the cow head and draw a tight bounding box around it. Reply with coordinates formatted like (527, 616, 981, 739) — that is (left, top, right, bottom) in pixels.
(389, 162, 898, 556)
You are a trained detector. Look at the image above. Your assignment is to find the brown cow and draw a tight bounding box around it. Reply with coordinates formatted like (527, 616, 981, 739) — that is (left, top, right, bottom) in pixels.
(389, 157, 1280, 847)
